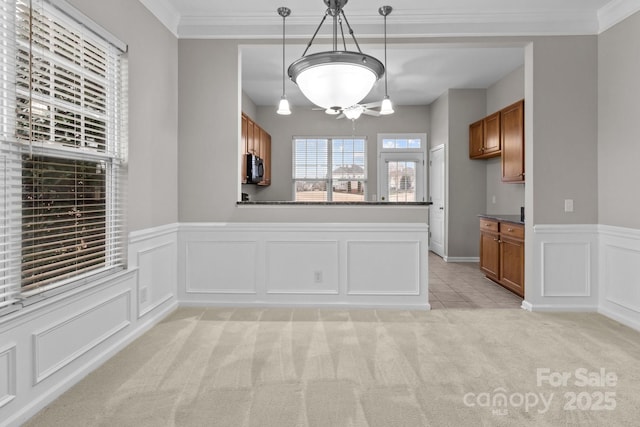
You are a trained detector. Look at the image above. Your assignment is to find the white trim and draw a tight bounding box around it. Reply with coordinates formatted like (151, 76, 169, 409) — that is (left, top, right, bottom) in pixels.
(129, 223, 179, 244)
(137, 0, 180, 37)
(522, 304, 599, 312)
(598, 0, 640, 33)
(443, 257, 479, 263)
(0, 343, 16, 408)
(32, 290, 131, 384)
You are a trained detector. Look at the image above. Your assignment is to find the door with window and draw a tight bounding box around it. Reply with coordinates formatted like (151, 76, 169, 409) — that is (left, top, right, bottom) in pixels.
(377, 134, 426, 203)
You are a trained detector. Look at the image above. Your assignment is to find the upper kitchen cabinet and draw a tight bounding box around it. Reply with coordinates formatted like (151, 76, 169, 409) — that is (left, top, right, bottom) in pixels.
(468, 111, 500, 159)
(469, 99, 525, 183)
(501, 100, 525, 183)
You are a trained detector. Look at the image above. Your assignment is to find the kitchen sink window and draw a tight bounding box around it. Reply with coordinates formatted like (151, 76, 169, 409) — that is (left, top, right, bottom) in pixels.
(293, 137, 367, 202)
(0, 0, 127, 315)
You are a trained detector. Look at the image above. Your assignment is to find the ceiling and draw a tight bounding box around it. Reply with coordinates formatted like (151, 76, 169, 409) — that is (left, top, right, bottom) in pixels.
(140, 0, 638, 109)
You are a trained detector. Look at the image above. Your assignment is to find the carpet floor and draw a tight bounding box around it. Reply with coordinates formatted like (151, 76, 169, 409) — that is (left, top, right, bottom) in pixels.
(24, 307, 640, 426)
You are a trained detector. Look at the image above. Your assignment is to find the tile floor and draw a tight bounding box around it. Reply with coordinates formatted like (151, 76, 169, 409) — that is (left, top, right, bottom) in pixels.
(428, 252, 523, 309)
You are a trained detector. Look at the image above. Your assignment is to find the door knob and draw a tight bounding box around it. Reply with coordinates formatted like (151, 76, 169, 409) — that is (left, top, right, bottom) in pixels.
(439, 207, 444, 210)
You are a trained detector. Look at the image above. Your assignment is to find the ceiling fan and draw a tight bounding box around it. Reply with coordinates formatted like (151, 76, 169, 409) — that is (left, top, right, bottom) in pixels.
(316, 101, 383, 120)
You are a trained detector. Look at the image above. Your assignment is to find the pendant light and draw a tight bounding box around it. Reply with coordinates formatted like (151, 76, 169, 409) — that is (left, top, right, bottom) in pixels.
(378, 5, 394, 115)
(276, 7, 292, 115)
(287, 0, 384, 111)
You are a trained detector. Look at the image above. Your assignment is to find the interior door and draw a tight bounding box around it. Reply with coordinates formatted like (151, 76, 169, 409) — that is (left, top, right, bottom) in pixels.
(429, 145, 445, 257)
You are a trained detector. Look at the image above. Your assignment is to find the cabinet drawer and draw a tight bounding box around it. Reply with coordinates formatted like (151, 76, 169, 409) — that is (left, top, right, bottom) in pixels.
(500, 223, 524, 239)
(480, 219, 499, 232)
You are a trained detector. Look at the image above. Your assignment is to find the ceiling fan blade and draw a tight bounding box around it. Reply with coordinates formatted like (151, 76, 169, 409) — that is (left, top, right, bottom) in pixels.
(363, 109, 380, 117)
(362, 101, 382, 109)
(336, 112, 346, 119)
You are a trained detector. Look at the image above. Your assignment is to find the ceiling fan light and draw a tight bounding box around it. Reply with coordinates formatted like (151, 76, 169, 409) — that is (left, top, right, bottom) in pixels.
(277, 96, 291, 115)
(343, 105, 364, 120)
(289, 51, 384, 110)
(380, 96, 394, 115)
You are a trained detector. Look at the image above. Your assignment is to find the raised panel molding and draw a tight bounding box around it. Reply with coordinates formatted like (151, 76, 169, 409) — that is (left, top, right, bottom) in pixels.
(137, 241, 177, 318)
(541, 241, 591, 297)
(32, 290, 131, 384)
(265, 241, 339, 295)
(178, 223, 429, 308)
(347, 241, 420, 296)
(185, 240, 258, 294)
(602, 244, 640, 313)
(0, 344, 16, 408)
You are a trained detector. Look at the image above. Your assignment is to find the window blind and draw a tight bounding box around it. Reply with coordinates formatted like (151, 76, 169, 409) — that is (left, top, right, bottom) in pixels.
(0, 0, 127, 312)
(292, 137, 366, 202)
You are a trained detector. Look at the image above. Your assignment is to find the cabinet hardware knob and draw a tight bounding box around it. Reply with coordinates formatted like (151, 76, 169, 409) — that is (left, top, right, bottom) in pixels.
(507, 228, 514, 232)
(493, 238, 499, 242)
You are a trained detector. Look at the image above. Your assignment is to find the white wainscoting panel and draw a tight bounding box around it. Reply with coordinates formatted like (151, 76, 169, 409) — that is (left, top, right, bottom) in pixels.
(347, 241, 420, 296)
(129, 223, 179, 319)
(178, 223, 429, 309)
(529, 225, 598, 311)
(0, 344, 16, 408)
(0, 224, 178, 427)
(598, 225, 640, 331)
(32, 290, 131, 384)
(266, 241, 339, 295)
(541, 242, 591, 297)
(185, 240, 258, 294)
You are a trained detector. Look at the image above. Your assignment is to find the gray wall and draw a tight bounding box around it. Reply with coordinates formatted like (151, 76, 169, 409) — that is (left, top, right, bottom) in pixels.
(251, 105, 429, 202)
(178, 39, 428, 223)
(70, 0, 179, 233)
(485, 65, 525, 215)
(529, 36, 598, 225)
(598, 11, 640, 229)
(447, 89, 487, 258)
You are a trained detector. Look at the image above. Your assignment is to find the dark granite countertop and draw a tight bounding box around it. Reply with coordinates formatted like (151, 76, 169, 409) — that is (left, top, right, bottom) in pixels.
(478, 213, 524, 225)
(238, 201, 432, 206)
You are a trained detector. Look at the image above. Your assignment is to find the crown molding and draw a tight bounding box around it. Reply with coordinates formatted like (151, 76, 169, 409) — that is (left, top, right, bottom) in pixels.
(137, 1, 640, 40)
(138, 0, 180, 37)
(598, 0, 640, 33)
(177, 10, 600, 39)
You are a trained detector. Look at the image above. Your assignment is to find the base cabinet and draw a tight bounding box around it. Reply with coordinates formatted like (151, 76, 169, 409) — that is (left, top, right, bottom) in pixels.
(479, 218, 524, 297)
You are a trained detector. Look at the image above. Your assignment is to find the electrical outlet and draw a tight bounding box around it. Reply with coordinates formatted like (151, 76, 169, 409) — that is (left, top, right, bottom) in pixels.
(139, 287, 148, 304)
(564, 199, 574, 213)
(313, 271, 323, 283)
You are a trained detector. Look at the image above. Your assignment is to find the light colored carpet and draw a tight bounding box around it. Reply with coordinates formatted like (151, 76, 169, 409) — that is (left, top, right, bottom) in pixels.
(25, 307, 640, 426)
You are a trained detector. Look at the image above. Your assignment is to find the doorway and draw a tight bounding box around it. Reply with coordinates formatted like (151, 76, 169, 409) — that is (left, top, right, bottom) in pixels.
(429, 144, 445, 257)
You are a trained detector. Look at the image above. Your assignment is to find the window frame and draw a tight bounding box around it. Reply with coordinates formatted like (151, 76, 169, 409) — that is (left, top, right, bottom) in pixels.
(0, 0, 128, 315)
(292, 136, 368, 202)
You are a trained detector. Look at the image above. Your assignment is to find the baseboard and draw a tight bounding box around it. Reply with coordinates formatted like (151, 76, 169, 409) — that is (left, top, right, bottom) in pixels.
(598, 305, 640, 332)
(523, 303, 599, 312)
(179, 300, 430, 311)
(443, 256, 479, 263)
(5, 300, 177, 427)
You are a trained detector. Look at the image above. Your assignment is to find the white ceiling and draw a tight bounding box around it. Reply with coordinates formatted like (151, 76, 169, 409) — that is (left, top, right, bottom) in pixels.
(140, 0, 639, 108)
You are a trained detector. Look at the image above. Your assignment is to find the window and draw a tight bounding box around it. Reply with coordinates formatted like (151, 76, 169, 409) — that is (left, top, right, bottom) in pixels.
(377, 134, 427, 202)
(293, 137, 367, 202)
(0, 0, 127, 313)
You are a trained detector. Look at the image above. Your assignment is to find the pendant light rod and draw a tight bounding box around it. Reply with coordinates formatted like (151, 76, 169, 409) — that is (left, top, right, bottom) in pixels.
(277, 7, 292, 115)
(379, 5, 392, 97)
(278, 7, 291, 97)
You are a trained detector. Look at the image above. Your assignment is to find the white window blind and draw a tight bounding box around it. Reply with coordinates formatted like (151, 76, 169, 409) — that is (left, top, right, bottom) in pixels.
(293, 137, 366, 202)
(0, 0, 127, 312)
